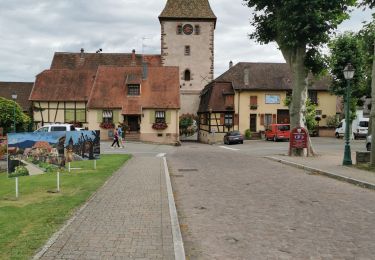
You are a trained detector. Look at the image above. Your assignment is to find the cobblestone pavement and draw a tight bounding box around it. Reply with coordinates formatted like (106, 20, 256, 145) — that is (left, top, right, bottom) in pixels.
(38, 157, 174, 260)
(168, 143, 375, 260)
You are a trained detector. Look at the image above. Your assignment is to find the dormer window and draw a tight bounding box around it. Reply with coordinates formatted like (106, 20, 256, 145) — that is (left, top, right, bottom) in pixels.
(128, 84, 140, 96)
(184, 69, 191, 81)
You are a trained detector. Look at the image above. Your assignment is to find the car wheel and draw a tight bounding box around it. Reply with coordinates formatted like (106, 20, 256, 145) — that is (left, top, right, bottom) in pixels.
(354, 134, 358, 140)
(367, 143, 371, 151)
(335, 132, 340, 138)
(273, 136, 277, 142)
(240, 141, 243, 144)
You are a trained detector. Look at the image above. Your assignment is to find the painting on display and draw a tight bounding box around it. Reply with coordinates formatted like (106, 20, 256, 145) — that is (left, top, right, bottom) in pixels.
(65, 130, 100, 162)
(265, 94, 280, 104)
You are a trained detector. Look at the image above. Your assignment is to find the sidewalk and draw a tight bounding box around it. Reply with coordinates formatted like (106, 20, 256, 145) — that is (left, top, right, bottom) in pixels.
(35, 157, 181, 260)
(266, 151, 375, 190)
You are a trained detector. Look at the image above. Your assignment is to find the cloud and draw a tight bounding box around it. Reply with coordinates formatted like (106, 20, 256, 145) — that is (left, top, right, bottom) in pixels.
(0, 0, 372, 81)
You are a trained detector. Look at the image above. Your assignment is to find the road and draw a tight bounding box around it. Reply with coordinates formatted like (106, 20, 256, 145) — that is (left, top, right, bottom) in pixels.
(102, 138, 375, 259)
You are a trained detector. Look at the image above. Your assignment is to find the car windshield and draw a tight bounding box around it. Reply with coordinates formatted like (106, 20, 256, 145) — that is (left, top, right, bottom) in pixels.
(359, 121, 368, 127)
(229, 131, 241, 136)
(51, 126, 67, 131)
(278, 125, 290, 131)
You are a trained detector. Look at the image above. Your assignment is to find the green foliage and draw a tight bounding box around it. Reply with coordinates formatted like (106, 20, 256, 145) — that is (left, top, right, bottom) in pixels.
(0, 97, 31, 134)
(328, 32, 367, 99)
(283, 96, 292, 107)
(305, 99, 318, 132)
(358, 20, 375, 96)
(325, 115, 340, 128)
(244, 129, 252, 140)
(9, 166, 29, 178)
(179, 114, 197, 136)
(0, 154, 130, 259)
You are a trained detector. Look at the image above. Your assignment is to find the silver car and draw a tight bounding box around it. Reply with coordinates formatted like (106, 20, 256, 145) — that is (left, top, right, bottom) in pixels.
(366, 135, 371, 151)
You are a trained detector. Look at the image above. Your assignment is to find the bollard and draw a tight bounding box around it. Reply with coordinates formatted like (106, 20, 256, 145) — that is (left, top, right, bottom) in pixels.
(94, 160, 97, 170)
(15, 177, 19, 198)
(57, 172, 60, 192)
(68, 162, 71, 173)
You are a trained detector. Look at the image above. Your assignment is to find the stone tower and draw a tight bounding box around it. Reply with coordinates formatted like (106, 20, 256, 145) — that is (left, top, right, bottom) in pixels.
(159, 0, 216, 115)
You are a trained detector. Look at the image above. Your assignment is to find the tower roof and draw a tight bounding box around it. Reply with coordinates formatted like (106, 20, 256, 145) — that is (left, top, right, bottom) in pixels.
(159, 0, 216, 21)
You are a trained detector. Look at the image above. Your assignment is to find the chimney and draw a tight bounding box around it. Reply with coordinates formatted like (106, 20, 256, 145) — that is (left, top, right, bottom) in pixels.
(80, 48, 84, 58)
(244, 68, 250, 86)
(142, 61, 148, 80)
(229, 60, 233, 69)
(131, 49, 136, 66)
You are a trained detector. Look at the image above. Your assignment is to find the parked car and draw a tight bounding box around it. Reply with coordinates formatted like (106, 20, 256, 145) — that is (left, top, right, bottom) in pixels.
(34, 123, 76, 133)
(224, 131, 244, 145)
(265, 124, 290, 142)
(335, 118, 369, 139)
(366, 135, 371, 151)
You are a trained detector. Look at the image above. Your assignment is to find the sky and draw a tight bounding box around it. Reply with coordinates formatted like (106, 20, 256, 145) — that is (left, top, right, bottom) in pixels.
(0, 0, 373, 82)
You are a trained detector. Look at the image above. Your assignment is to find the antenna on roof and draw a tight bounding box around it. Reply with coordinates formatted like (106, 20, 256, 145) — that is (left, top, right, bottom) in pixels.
(96, 48, 103, 53)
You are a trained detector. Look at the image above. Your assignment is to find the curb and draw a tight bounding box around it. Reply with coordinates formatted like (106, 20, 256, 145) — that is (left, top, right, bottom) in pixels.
(163, 157, 186, 260)
(265, 156, 375, 191)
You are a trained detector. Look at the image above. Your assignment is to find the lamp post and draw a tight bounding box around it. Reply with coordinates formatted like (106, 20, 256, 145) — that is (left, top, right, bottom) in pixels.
(11, 92, 17, 133)
(342, 63, 355, 166)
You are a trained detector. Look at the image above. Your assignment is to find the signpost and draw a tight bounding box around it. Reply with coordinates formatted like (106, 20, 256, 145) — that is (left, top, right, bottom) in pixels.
(289, 127, 309, 156)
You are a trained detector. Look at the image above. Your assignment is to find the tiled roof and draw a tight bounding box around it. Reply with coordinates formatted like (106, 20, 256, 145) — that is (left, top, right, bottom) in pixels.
(159, 0, 216, 20)
(50, 52, 161, 70)
(87, 66, 180, 113)
(0, 82, 34, 112)
(198, 81, 234, 113)
(215, 62, 331, 91)
(30, 69, 96, 101)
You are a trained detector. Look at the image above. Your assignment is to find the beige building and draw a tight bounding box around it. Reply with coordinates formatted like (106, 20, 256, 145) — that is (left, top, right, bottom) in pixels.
(198, 62, 338, 143)
(159, 0, 216, 115)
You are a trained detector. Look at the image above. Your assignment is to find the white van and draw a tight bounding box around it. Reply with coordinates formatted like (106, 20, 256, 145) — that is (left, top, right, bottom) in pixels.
(34, 124, 76, 133)
(335, 117, 369, 139)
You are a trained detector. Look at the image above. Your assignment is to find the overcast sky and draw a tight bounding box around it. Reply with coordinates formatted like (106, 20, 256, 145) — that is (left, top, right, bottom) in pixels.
(0, 0, 372, 82)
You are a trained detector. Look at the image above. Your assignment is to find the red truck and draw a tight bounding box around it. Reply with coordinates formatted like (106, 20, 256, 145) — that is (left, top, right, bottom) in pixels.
(265, 124, 290, 142)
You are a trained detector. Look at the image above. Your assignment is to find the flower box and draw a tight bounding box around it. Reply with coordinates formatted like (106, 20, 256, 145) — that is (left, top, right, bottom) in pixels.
(100, 122, 115, 129)
(152, 122, 168, 130)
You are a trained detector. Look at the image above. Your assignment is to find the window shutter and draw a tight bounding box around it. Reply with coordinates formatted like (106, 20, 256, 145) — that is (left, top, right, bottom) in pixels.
(113, 110, 119, 124)
(234, 114, 239, 125)
(260, 114, 265, 126)
(250, 96, 258, 106)
(166, 110, 171, 124)
(149, 110, 155, 124)
(272, 114, 277, 124)
(220, 113, 224, 125)
(97, 110, 103, 123)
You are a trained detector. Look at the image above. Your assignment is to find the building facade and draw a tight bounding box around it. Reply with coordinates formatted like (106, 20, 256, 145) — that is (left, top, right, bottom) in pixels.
(159, 0, 216, 115)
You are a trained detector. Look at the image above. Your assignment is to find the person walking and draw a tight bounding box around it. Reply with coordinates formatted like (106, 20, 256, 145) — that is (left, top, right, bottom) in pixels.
(111, 128, 120, 148)
(118, 126, 125, 148)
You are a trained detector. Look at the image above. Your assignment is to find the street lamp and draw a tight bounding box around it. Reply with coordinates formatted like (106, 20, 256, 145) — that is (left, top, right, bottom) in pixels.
(342, 63, 355, 165)
(11, 92, 17, 133)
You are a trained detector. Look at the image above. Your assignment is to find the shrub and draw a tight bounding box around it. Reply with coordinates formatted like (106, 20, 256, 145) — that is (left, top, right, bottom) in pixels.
(245, 129, 252, 140)
(9, 166, 29, 178)
(326, 115, 339, 128)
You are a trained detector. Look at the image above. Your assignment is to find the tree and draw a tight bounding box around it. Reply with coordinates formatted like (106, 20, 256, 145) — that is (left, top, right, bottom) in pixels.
(243, 0, 356, 156)
(0, 97, 30, 134)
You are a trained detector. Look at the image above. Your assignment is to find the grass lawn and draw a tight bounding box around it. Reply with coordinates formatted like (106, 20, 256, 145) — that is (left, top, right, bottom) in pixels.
(0, 154, 131, 260)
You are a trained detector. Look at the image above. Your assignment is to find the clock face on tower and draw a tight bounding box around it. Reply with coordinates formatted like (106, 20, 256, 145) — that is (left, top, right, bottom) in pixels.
(182, 24, 193, 35)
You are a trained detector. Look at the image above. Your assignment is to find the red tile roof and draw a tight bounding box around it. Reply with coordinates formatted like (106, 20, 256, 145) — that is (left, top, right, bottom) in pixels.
(87, 66, 180, 113)
(0, 82, 34, 112)
(30, 70, 96, 101)
(198, 81, 234, 113)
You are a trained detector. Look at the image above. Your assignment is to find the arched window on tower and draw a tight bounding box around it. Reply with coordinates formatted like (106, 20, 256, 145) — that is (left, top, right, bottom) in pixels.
(184, 69, 191, 81)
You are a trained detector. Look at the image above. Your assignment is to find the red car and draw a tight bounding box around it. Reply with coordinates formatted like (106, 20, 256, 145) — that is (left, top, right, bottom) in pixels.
(265, 124, 290, 142)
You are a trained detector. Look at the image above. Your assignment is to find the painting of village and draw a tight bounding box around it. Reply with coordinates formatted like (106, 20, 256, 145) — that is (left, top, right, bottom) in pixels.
(7, 131, 100, 176)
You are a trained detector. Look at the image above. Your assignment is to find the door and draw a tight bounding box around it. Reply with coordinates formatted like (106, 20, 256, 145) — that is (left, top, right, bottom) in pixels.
(277, 109, 290, 124)
(128, 116, 139, 132)
(250, 114, 257, 132)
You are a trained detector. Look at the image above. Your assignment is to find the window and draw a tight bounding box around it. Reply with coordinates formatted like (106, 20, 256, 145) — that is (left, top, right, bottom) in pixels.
(195, 25, 200, 35)
(128, 84, 140, 96)
(155, 111, 166, 123)
(184, 69, 191, 81)
(308, 90, 318, 105)
(185, 45, 190, 56)
(65, 110, 74, 122)
(177, 25, 182, 35)
(265, 114, 273, 126)
(103, 110, 113, 123)
(224, 114, 233, 126)
(65, 109, 86, 122)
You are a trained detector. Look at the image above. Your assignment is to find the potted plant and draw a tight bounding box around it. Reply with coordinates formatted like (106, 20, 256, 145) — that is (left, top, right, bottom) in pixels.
(152, 122, 168, 130)
(100, 122, 115, 129)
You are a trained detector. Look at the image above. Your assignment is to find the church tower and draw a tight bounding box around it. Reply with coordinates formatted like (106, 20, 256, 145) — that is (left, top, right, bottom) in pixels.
(159, 0, 216, 115)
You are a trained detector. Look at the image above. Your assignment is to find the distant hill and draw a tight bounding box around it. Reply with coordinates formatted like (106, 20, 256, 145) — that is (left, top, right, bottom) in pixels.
(9, 140, 36, 149)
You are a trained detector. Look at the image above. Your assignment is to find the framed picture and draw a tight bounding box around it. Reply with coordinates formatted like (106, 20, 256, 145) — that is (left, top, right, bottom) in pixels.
(265, 94, 280, 104)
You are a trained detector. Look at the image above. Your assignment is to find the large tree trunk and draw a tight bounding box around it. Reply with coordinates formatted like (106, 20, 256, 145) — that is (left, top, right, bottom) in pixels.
(280, 45, 316, 156)
(370, 42, 375, 166)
